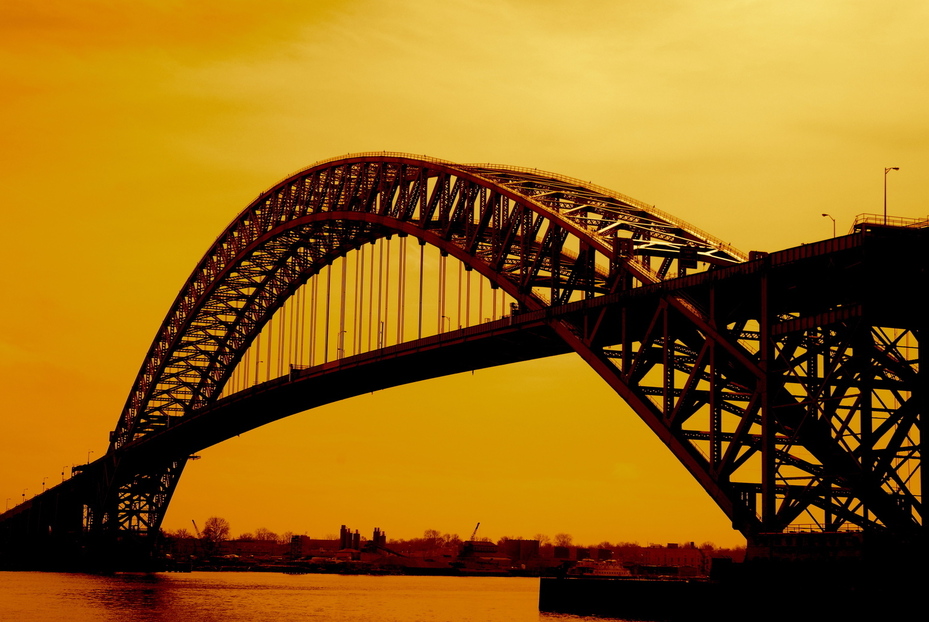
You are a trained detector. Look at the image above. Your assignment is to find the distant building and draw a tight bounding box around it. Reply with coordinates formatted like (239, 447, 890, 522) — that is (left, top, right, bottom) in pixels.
(289, 535, 341, 558)
(225, 539, 286, 557)
(291, 525, 391, 559)
(631, 543, 707, 576)
(501, 539, 540, 562)
(339, 525, 361, 550)
(549, 545, 610, 561)
(460, 540, 498, 557)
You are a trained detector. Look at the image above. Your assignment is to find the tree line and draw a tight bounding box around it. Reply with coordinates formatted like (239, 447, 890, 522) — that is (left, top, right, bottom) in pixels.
(164, 518, 744, 560)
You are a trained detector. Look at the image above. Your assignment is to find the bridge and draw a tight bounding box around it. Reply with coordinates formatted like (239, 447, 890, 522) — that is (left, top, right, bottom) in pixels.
(1, 152, 924, 568)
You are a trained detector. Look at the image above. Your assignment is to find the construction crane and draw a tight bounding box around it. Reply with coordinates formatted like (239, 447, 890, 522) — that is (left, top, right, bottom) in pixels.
(469, 522, 480, 542)
(191, 519, 201, 539)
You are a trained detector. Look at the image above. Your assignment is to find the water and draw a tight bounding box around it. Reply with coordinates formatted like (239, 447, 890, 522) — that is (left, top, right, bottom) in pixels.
(0, 572, 616, 622)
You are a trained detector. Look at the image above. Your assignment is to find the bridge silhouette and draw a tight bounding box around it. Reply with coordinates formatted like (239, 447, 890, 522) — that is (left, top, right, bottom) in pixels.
(1, 152, 924, 568)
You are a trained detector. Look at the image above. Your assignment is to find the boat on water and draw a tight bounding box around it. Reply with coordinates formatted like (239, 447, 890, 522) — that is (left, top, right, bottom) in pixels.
(567, 559, 632, 577)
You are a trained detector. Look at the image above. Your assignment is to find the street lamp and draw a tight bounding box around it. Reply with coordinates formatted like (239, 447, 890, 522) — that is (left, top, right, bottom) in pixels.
(821, 213, 836, 238)
(884, 167, 899, 225)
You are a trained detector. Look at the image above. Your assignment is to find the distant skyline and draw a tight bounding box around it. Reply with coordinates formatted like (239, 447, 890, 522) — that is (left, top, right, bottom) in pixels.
(2, 1, 928, 549)
(174, 519, 744, 552)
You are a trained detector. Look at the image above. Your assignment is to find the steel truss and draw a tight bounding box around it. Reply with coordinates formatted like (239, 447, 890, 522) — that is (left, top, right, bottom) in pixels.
(553, 229, 924, 537)
(95, 153, 742, 540)
(50, 153, 917, 547)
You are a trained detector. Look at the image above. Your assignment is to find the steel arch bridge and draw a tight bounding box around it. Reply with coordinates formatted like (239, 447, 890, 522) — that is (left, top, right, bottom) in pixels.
(1, 152, 924, 566)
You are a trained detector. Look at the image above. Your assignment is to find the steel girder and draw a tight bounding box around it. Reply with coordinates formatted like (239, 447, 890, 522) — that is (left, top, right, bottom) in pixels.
(550, 228, 924, 537)
(98, 153, 740, 538)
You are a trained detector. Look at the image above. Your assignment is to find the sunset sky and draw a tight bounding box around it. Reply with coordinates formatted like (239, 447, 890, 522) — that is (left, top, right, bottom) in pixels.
(1, 1, 927, 548)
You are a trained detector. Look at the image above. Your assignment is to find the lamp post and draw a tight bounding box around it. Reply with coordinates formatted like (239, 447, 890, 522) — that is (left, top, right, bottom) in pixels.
(821, 213, 836, 238)
(884, 167, 899, 225)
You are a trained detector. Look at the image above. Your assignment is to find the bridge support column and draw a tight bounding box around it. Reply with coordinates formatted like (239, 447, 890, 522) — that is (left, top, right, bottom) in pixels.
(759, 272, 776, 532)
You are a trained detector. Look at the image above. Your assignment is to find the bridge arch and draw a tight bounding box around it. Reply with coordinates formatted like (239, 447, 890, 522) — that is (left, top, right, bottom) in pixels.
(71, 151, 922, 550)
(99, 153, 744, 536)
(2, 154, 923, 565)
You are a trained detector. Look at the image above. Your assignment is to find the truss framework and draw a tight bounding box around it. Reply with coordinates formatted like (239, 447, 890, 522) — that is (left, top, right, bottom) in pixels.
(552, 230, 924, 536)
(96, 154, 740, 537)
(73, 154, 919, 544)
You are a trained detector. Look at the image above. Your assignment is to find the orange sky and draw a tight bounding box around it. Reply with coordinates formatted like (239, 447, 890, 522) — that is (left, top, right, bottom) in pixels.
(1, 0, 927, 548)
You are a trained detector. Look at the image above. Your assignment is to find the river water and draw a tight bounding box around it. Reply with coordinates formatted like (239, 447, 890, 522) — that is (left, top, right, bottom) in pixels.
(0, 572, 619, 622)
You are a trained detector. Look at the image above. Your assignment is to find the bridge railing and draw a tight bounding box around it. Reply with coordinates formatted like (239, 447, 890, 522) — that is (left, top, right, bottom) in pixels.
(852, 213, 929, 230)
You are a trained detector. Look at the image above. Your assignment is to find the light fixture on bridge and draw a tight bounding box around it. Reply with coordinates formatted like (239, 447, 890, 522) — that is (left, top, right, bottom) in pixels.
(821, 213, 835, 238)
(884, 167, 900, 225)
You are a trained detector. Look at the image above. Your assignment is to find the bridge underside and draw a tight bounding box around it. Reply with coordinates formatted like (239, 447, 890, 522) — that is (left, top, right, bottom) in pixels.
(126, 319, 571, 463)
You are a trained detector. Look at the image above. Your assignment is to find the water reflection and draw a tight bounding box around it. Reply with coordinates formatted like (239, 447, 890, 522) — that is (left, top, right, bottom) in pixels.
(62, 573, 171, 622)
(3, 572, 628, 622)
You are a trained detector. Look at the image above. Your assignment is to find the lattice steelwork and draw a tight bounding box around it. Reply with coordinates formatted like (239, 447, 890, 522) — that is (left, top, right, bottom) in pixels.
(92, 153, 743, 538)
(112, 154, 742, 450)
(554, 231, 923, 536)
(31, 152, 914, 548)
(112, 459, 185, 533)
(769, 324, 921, 531)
